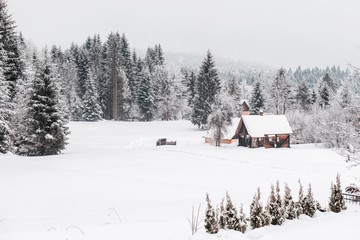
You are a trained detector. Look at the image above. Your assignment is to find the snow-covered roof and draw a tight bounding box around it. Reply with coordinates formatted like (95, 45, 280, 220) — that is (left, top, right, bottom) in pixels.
(241, 115, 293, 137)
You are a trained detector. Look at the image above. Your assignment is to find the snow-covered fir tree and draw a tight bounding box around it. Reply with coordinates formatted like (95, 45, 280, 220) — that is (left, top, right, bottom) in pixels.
(204, 193, 218, 234)
(238, 204, 247, 233)
(0, 0, 23, 99)
(217, 198, 226, 230)
(249, 188, 269, 229)
(329, 174, 346, 213)
(295, 179, 305, 218)
(191, 50, 221, 128)
(270, 68, 291, 115)
(250, 82, 265, 115)
(82, 68, 103, 121)
(0, 55, 10, 153)
(226, 77, 242, 117)
(295, 80, 312, 111)
(303, 184, 316, 217)
(266, 183, 285, 225)
(224, 192, 240, 230)
(18, 52, 69, 156)
(137, 66, 155, 121)
(283, 183, 296, 220)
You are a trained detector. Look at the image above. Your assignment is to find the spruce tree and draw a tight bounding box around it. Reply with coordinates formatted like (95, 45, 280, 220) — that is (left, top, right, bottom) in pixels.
(217, 198, 226, 230)
(191, 50, 221, 128)
(186, 70, 197, 109)
(0, 0, 22, 99)
(0, 58, 10, 153)
(329, 174, 346, 213)
(266, 183, 285, 225)
(295, 179, 304, 218)
(295, 81, 312, 111)
(204, 193, 218, 234)
(19, 53, 69, 156)
(283, 183, 296, 220)
(227, 78, 242, 117)
(250, 82, 265, 115)
(82, 69, 103, 121)
(238, 204, 247, 233)
(303, 184, 316, 217)
(224, 192, 240, 230)
(137, 66, 154, 121)
(249, 188, 267, 229)
(271, 68, 291, 115)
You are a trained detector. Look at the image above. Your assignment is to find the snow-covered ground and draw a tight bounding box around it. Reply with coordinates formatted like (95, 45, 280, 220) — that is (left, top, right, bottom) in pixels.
(0, 120, 359, 240)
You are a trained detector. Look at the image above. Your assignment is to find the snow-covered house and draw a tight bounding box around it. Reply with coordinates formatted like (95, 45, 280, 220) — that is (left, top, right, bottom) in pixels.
(241, 100, 250, 115)
(232, 114, 293, 148)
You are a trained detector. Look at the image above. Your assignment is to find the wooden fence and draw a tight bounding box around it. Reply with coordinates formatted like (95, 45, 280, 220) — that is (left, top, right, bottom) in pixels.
(343, 193, 360, 204)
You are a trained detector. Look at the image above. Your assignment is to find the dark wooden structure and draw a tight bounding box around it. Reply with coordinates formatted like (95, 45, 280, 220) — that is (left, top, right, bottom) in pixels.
(156, 138, 176, 146)
(343, 193, 360, 204)
(232, 115, 292, 148)
(241, 100, 250, 115)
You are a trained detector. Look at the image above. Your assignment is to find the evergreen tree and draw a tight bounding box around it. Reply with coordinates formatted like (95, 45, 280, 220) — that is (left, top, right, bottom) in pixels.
(191, 50, 221, 128)
(249, 188, 268, 229)
(217, 198, 226, 230)
(295, 80, 312, 111)
(0, 0, 22, 99)
(271, 68, 291, 115)
(318, 80, 330, 108)
(18, 52, 69, 156)
(303, 184, 316, 217)
(82, 69, 103, 121)
(311, 89, 317, 104)
(0, 57, 10, 153)
(238, 204, 247, 233)
(250, 82, 264, 115)
(266, 183, 285, 225)
(329, 174, 346, 213)
(204, 193, 218, 234)
(227, 78, 242, 117)
(185, 70, 197, 109)
(283, 183, 296, 220)
(295, 179, 304, 218)
(137, 66, 154, 121)
(224, 192, 240, 230)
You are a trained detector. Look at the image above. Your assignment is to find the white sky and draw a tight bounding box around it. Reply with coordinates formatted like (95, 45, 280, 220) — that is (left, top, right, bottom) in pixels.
(7, 0, 360, 69)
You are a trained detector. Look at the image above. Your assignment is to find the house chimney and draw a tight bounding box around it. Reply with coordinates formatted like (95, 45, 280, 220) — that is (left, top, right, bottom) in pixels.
(259, 110, 264, 116)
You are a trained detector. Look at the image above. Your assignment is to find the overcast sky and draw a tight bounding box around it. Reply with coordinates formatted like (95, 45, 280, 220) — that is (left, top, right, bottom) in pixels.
(7, 0, 360, 69)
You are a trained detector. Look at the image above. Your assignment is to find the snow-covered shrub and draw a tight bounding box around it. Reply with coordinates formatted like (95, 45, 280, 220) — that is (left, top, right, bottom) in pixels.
(303, 184, 317, 217)
(265, 182, 285, 225)
(283, 183, 296, 220)
(204, 193, 218, 234)
(249, 188, 269, 229)
(329, 174, 346, 213)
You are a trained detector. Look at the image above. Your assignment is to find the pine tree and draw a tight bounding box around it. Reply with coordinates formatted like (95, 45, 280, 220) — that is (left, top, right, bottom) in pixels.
(217, 198, 226, 230)
(295, 179, 304, 218)
(82, 69, 102, 121)
(266, 183, 285, 225)
(204, 193, 219, 234)
(249, 188, 267, 229)
(303, 184, 316, 217)
(0, 0, 22, 99)
(295, 81, 312, 111)
(250, 82, 264, 115)
(137, 67, 154, 121)
(0, 56, 10, 153)
(18, 52, 69, 156)
(191, 50, 221, 128)
(227, 78, 242, 117)
(224, 192, 240, 230)
(329, 174, 346, 213)
(238, 204, 247, 233)
(283, 183, 296, 220)
(318, 80, 330, 108)
(271, 68, 291, 115)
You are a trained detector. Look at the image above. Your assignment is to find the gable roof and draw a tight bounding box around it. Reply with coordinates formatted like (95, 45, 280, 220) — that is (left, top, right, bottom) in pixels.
(240, 115, 293, 137)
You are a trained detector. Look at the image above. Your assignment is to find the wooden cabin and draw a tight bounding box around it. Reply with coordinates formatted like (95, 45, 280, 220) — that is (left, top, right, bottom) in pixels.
(241, 100, 250, 115)
(232, 115, 293, 148)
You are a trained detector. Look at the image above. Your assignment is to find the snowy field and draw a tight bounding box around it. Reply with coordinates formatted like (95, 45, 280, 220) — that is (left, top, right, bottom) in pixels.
(0, 120, 360, 240)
